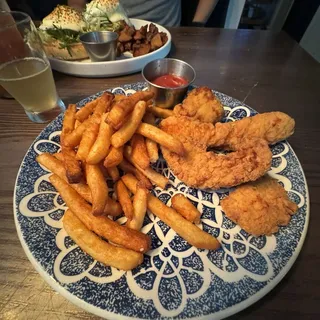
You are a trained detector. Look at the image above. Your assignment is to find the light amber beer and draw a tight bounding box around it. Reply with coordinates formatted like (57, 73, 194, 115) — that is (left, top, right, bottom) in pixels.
(0, 57, 59, 112)
(0, 11, 65, 122)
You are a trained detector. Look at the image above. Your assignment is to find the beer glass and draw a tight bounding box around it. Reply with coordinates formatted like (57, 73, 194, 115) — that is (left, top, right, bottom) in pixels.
(0, 11, 65, 123)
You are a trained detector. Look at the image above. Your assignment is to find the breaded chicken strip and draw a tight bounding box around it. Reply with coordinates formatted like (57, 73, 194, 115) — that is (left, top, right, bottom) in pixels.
(221, 176, 298, 236)
(161, 116, 272, 189)
(160, 112, 294, 189)
(173, 87, 224, 123)
(210, 111, 295, 146)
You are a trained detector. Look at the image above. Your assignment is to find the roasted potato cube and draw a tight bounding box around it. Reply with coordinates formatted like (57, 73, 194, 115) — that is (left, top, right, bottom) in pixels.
(134, 30, 143, 40)
(127, 25, 136, 36)
(149, 23, 158, 35)
(150, 33, 163, 51)
(146, 31, 153, 42)
(119, 30, 132, 42)
(160, 32, 168, 45)
(124, 41, 132, 52)
(133, 43, 151, 57)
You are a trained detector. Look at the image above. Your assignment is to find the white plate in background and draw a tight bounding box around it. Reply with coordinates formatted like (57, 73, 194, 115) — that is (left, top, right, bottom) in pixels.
(49, 19, 171, 78)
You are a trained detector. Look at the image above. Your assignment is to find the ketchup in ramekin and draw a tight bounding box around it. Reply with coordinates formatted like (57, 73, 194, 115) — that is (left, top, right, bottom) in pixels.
(152, 74, 188, 88)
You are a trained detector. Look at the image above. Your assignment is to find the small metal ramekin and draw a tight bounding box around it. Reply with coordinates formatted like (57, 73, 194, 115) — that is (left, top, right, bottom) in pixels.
(142, 58, 196, 109)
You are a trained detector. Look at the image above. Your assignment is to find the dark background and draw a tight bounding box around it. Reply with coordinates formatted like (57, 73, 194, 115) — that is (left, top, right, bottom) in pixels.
(283, 0, 320, 42)
(5, 0, 320, 56)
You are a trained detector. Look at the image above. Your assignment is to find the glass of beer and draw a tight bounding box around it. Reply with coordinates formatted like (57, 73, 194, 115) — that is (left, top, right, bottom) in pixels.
(0, 11, 65, 123)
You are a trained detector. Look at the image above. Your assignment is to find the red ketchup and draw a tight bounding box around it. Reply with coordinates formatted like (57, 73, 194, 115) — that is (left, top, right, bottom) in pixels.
(152, 74, 188, 88)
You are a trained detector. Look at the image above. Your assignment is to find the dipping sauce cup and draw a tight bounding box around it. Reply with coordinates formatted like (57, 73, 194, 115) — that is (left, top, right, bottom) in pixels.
(80, 31, 118, 62)
(142, 58, 196, 109)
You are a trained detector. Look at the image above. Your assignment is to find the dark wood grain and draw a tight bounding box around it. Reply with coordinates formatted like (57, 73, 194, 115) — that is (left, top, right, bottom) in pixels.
(0, 28, 319, 320)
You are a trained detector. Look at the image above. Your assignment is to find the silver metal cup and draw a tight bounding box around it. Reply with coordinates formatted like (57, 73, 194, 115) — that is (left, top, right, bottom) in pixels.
(142, 58, 196, 109)
(80, 31, 118, 62)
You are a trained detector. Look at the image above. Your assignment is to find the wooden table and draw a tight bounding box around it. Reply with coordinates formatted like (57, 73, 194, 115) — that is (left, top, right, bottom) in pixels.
(0, 28, 319, 319)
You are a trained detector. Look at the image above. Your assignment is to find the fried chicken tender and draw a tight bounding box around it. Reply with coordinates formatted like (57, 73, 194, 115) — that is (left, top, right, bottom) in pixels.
(221, 176, 298, 236)
(160, 111, 294, 189)
(173, 87, 224, 123)
(210, 111, 295, 146)
(160, 116, 272, 189)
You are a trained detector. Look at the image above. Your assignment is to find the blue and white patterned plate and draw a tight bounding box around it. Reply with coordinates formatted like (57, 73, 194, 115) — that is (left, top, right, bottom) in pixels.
(14, 82, 309, 320)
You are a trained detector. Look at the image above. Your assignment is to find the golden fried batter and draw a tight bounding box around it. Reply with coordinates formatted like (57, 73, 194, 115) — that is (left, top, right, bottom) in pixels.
(160, 112, 295, 189)
(173, 87, 224, 123)
(210, 112, 295, 146)
(160, 116, 272, 189)
(221, 176, 298, 236)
